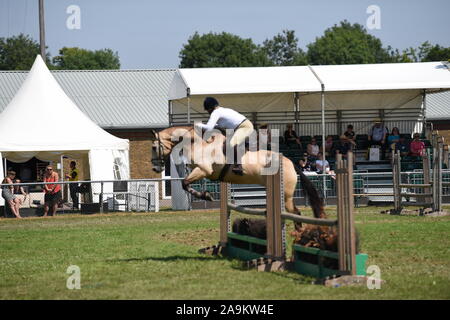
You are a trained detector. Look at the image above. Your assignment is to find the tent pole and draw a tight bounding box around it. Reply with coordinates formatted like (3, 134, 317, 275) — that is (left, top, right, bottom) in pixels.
(39, 0, 46, 60)
(187, 88, 191, 124)
(61, 155, 64, 210)
(294, 92, 300, 134)
(422, 90, 427, 130)
(168, 100, 173, 126)
(308, 65, 327, 202)
(321, 84, 326, 202)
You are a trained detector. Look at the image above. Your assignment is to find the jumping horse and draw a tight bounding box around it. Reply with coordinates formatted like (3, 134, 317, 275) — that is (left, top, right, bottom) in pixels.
(150, 126, 326, 227)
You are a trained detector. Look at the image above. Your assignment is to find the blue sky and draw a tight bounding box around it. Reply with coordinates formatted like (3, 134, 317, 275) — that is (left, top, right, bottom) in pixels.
(1, 0, 449, 69)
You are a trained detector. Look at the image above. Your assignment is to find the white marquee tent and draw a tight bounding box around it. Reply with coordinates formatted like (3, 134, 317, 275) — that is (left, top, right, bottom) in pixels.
(168, 62, 450, 115)
(168, 61, 450, 162)
(0, 55, 130, 205)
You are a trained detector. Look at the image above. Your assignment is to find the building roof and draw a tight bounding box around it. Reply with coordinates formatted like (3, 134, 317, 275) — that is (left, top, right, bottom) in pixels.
(170, 62, 450, 100)
(426, 90, 450, 120)
(0, 68, 175, 129)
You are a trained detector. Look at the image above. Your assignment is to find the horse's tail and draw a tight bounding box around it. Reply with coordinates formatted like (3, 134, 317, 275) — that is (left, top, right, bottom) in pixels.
(297, 170, 326, 219)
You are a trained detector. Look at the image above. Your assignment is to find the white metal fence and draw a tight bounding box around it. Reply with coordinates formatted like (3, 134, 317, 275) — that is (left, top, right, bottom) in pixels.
(2, 170, 449, 218)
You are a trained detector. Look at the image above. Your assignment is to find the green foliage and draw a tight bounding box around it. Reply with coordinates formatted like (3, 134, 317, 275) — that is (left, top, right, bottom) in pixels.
(0, 34, 50, 70)
(388, 41, 450, 63)
(261, 30, 307, 66)
(422, 43, 450, 62)
(307, 21, 394, 65)
(52, 47, 120, 70)
(179, 32, 271, 68)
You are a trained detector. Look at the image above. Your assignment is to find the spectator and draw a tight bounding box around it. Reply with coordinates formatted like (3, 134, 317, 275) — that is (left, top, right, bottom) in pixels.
(13, 178, 28, 206)
(283, 124, 302, 149)
(258, 123, 271, 150)
(387, 127, 400, 153)
(324, 135, 335, 157)
(368, 119, 388, 160)
(314, 152, 336, 179)
(395, 136, 410, 157)
(297, 154, 312, 172)
(43, 166, 61, 217)
(1, 171, 22, 218)
(335, 136, 352, 157)
(65, 161, 80, 210)
(13, 179, 28, 196)
(409, 133, 425, 157)
(341, 124, 357, 150)
(307, 137, 320, 161)
(343, 124, 356, 143)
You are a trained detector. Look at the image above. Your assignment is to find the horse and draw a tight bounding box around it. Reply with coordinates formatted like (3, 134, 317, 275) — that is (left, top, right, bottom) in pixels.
(150, 125, 326, 227)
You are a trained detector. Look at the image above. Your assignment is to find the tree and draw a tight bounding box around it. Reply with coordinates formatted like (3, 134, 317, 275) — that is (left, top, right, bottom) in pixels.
(307, 21, 393, 65)
(52, 47, 120, 70)
(421, 43, 450, 62)
(388, 42, 450, 63)
(0, 34, 50, 70)
(261, 30, 307, 66)
(179, 32, 270, 68)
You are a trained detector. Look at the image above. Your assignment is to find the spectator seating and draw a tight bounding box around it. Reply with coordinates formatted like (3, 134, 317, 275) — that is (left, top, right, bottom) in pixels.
(356, 134, 369, 150)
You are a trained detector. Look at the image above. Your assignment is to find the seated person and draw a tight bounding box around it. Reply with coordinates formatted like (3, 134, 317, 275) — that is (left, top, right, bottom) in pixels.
(395, 136, 410, 157)
(307, 138, 320, 161)
(297, 154, 312, 172)
(368, 119, 388, 160)
(283, 124, 302, 149)
(1, 171, 22, 218)
(323, 135, 335, 157)
(342, 124, 356, 148)
(409, 133, 425, 157)
(315, 152, 335, 174)
(13, 178, 28, 206)
(335, 136, 352, 157)
(13, 179, 27, 194)
(387, 127, 400, 152)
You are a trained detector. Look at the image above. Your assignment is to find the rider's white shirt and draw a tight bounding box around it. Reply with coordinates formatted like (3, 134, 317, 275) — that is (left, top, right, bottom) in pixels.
(196, 107, 246, 131)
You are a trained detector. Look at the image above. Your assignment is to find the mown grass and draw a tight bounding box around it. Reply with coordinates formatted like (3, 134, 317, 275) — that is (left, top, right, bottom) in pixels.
(0, 206, 449, 300)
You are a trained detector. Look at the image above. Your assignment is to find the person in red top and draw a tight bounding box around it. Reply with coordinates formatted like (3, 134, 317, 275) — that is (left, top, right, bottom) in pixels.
(43, 165, 61, 217)
(409, 133, 425, 157)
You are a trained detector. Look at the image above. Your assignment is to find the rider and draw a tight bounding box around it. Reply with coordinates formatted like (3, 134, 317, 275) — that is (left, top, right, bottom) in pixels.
(195, 97, 254, 175)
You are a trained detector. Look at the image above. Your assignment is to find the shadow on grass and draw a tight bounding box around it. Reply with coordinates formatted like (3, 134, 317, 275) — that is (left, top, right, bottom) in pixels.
(107, 255, 220, 263)
(108, 255, 316, 285)
(227, 260, 315, 285)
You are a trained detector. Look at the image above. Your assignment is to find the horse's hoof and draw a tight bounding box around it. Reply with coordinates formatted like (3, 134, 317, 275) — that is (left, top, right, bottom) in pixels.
(203, 191, 214, 201)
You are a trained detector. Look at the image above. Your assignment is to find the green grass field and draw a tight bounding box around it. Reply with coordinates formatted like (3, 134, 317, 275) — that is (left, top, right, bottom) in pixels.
(1, 206, 449, 300)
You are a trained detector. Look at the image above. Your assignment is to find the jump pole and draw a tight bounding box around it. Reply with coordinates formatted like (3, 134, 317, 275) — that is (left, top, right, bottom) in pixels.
(214, 151, 362, 278)
(336, 152, 356, 275)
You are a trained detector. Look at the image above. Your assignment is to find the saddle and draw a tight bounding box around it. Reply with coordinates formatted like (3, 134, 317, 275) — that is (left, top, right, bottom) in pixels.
(217, 140, 250, 181)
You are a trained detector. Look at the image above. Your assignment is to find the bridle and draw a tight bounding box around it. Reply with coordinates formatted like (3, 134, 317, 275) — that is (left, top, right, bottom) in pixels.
(151, 126, 195, 168)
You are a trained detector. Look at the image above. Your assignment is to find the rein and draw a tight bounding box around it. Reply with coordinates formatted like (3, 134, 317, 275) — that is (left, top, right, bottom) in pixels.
(151, 126, 195, 167)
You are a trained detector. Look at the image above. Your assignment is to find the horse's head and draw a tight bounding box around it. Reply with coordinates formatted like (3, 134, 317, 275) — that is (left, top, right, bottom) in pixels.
(150, 126, 194, 173)
(150, 129, 168, 173)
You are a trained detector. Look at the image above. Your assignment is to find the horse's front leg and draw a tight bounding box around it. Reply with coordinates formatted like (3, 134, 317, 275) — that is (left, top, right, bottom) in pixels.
(182, 167, 214, 201)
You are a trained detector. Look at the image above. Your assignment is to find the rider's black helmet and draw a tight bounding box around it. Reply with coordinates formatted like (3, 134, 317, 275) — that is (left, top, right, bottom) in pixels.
(203, 97, 219, 111)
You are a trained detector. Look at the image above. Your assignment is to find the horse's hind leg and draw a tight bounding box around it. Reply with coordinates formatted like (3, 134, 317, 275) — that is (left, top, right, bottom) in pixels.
(182, 167, 214, 201)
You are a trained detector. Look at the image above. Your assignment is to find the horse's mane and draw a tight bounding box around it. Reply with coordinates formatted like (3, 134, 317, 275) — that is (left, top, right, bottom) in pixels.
(297, 170, 326, 219)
